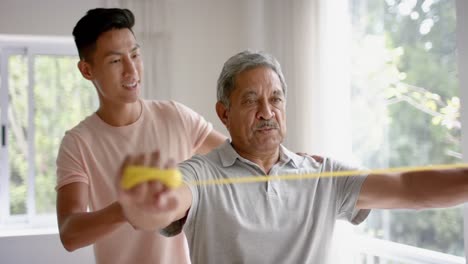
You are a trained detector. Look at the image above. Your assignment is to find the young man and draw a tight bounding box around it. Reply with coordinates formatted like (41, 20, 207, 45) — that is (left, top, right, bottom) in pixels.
(55, 8, 225, 264)
(117, 50, 468, 263)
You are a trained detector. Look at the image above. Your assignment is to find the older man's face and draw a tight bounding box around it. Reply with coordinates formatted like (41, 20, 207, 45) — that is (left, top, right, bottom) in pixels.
(217, 66, 286, 154)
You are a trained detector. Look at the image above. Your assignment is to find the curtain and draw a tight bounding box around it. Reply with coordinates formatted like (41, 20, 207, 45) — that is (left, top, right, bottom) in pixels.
(265, 1, 355, 263)
(263, 0, 352, 161)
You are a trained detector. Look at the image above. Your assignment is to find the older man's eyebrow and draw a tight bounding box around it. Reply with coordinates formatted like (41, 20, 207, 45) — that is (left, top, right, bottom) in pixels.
(273, 89, 285, 97)
(241, 91, 257, 98)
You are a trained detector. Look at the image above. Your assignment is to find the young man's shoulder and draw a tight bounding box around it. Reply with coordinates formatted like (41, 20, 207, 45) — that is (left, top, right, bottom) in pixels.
(143, 100, 211, 136)
(142, 99, 174, 109)
(143, 99, 197, 116)
(65, 114, 98, 138)
(180, 141, 228, 169)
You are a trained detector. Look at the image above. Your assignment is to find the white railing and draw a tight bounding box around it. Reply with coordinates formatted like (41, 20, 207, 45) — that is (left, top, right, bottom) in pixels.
(356, 236, 465, 264)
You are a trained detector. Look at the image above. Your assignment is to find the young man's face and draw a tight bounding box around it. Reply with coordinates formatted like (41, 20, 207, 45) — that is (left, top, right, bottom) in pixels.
(79, 28, 143, 106)
(217, 66, 287, 154)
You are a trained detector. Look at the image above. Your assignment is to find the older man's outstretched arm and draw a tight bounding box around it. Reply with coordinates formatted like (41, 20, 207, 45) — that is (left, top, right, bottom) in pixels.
(357, 168, 468, 210)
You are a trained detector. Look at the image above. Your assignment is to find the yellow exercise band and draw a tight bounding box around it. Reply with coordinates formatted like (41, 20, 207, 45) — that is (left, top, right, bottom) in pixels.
(121, 166, 182, 189)
(121, 163, 468, 189)
(186, 163, 468, 186)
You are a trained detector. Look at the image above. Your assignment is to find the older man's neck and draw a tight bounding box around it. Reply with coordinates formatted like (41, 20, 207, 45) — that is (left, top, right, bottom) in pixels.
(235, 147, 280, 174)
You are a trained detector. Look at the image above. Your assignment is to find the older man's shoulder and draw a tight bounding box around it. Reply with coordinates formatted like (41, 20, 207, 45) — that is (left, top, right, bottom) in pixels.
(300, 155, 363, 174)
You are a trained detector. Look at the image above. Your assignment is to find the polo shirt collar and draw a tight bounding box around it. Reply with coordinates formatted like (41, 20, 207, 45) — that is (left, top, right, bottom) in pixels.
(218, 140, 303, 169)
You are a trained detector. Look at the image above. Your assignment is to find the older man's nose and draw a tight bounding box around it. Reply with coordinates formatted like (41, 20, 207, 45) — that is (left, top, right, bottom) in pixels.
(257, 101, 275, 120)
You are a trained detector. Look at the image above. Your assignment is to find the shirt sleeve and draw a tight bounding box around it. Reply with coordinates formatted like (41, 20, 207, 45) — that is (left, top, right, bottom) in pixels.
(160, 157, 201, 237)
(55, 132, 89, 190)
(328, 159, 370, 225)
(172, 101, 213, 152)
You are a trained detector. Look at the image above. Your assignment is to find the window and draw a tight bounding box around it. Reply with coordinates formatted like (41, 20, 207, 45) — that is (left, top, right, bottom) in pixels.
(0, 36, 97, 231)
(348, 0, 464, 263)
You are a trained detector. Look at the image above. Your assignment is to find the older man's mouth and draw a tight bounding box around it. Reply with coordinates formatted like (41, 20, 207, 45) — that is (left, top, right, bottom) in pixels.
(256, 126, 277, 133)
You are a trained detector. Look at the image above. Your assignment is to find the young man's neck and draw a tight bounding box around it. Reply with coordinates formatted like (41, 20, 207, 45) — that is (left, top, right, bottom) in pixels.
(96, 100, 142, 127)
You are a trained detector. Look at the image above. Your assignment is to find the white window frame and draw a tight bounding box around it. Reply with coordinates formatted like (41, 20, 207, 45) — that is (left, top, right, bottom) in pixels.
(457, 0, 468, 262)
(0, 34, 77, 231)
(356, 235, 465, 264)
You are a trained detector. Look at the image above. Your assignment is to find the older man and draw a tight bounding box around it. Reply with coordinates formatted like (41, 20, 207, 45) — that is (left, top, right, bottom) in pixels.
(118, 50, 468, 263)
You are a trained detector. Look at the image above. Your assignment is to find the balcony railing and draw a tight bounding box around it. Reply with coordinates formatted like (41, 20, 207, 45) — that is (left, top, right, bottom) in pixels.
(355, 236, 465, 264)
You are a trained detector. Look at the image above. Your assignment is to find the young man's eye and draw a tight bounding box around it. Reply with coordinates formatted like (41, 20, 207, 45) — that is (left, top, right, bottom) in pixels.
(110, 59, 120, 64)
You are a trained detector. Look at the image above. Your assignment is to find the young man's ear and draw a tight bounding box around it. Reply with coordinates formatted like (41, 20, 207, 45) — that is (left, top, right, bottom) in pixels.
(78, 60, 93, 80)
(215, 101, 229, 128)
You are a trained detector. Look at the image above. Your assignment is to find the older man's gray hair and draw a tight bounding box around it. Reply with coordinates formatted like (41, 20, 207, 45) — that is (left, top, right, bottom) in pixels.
(216, 50, 287, 107)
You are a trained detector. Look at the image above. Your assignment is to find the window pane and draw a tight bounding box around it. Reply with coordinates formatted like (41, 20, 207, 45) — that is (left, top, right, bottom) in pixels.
(8, 54, 29, 215)
(5, 51, 97, 220)
(33, 55, 97, 214)
(350, 0, 463, 257)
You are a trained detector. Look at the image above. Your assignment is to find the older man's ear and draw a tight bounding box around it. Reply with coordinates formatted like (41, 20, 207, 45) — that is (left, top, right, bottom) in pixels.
(216, 102, 229, 128)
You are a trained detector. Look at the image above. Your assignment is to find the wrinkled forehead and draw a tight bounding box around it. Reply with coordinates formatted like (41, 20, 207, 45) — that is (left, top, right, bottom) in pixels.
(233, 67, 283, 94)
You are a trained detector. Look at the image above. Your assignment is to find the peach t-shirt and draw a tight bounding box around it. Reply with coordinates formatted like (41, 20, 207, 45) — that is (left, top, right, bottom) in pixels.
(56, 100, 213, 264)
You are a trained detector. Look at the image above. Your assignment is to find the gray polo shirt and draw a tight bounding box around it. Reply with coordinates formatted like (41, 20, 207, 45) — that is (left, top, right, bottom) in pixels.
(163, 140, 370, 263)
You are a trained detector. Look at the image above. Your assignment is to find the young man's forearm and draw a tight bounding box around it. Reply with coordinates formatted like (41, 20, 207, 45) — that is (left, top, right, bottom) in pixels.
(59, 202, 126, 252)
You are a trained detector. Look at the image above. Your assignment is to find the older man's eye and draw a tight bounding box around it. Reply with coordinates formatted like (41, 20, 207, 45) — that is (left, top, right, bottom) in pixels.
(272, 97, 283, 103)
(243, 99, 256, 105)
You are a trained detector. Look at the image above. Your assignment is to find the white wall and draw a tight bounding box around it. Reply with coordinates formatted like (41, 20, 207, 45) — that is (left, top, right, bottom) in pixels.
(166, 0, 246, 134)
(0, 233, 94, 264)
(165, 0, 280, 135)
(0, 0, 102, 36)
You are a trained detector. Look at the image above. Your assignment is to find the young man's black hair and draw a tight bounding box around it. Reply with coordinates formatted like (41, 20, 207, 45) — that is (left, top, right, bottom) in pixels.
(72, 8, 135, 61)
